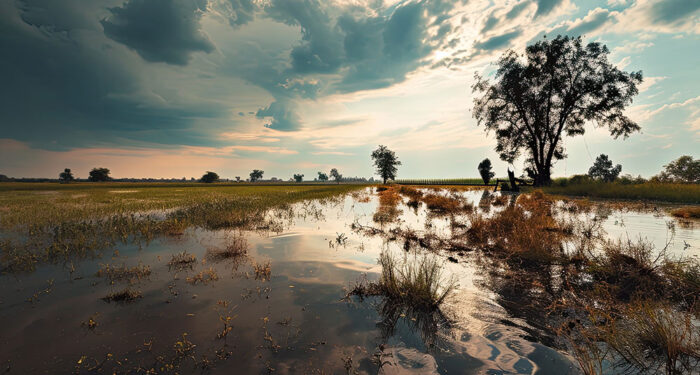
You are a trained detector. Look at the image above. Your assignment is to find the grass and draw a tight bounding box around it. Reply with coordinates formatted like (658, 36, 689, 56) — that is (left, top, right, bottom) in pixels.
(96, 263, 151, 284)
(537, 181, 700, 204)
(0, 183, 362, 273)
(671, 206, 700, 219)
(205, 234, 249, 262)
(102, 288, 142, 303)
(186, 267, 219, 285)
(168, 251, 197, 271)
(349, 251, 456, 310)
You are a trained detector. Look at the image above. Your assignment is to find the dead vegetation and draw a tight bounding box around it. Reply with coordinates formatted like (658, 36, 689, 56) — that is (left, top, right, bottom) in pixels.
(102, 288, 142, 303)
(95, 263, 151, 284)
(168, 251, 197, 271)
(206, 234, 249, 262)
(186, 267, 219, 285)
(671, 206, 700, 219)
(253, 261, 271, 281)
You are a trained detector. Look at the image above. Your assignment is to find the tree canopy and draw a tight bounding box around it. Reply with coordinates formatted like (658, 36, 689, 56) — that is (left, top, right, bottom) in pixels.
(472, 35, 642, 185)
(88, 167, 110, 182)
(371, 145, 401, 184)
(249, 169, 264, 182)
(655, 155, 700, 184)
(477, 159, 495, 185)
(317, 172, 328, 181)
(588, 154, 622, 182)
(293, 174, 304, 182)
(330, 168, 342, 183)
(200, 171, 219, 183)
(59, 168, 74, 183)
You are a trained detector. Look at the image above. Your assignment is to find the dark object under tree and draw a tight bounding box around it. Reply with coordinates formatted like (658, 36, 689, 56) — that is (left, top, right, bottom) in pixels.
(472, 35, 642, 186)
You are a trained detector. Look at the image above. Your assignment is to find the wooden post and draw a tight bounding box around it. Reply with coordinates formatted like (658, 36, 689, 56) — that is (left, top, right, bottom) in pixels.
(507, 169, 519, 192)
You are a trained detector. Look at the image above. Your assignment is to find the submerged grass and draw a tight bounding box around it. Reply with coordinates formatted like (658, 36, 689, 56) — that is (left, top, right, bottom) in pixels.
(0, 184, 362, 273)
(671, 206, 700, 219)
(96, 263, 151, 284)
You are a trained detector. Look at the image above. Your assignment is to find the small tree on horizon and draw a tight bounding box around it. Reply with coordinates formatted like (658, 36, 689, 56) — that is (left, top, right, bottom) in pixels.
(200, 171, 220, 183)
(371, 145, 401, 184)
(317, 172, 329, 181)
(588, 154, 622, 182)
(472, 35, 642, 186)
(293, 173, 304, 182)
(330, 168, 342, 184)
(250, 169, 264, 182)
(59, 168, 74, 183)
(88, 167, 110, 182)
(477, 159, 495, 185)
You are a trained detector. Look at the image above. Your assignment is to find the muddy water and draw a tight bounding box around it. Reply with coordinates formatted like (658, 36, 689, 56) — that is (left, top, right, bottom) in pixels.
(0, 189, 697, 374)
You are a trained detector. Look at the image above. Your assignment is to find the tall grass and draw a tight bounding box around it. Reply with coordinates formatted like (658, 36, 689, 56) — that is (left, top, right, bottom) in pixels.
(539, 182, 700, 204)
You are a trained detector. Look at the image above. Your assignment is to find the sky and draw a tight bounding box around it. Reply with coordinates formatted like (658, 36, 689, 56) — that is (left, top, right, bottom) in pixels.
(0, 0, 698, 180)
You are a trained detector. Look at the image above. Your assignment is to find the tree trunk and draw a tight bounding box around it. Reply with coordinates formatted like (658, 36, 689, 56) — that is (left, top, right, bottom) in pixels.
(533, 166, 552, 186)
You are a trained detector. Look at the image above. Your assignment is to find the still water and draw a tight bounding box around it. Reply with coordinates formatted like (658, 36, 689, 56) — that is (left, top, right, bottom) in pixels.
(0, 188, 696, 374)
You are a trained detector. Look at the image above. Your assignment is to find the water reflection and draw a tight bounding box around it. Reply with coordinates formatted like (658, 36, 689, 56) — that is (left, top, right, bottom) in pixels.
(0, 188, 697, 374)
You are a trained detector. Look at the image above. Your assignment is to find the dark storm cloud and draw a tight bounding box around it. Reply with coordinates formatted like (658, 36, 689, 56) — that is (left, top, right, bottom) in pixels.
(101, 0, 214, 65)
(534, 0, 564, 18)
(255, 100, 300, 131)
(249, 0, 460, 130)
(227, 0, 258, 26)
(0, 0, 223, 149)
(649, 0, 700, 25)
(474, 30, 522, 51)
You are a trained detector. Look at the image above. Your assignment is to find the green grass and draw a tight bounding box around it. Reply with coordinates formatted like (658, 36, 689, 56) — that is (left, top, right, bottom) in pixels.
(0, 183, 364, 273)
(535, 182, 700, 204)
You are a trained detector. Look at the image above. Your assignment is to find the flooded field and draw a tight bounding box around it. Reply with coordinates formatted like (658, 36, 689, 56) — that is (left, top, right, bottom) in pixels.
(0, 187, 698, 374)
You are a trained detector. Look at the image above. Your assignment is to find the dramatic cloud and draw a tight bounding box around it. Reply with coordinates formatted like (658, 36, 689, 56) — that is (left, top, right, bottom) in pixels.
(102, 0, 215, 65)
(614, 0, 700, 34)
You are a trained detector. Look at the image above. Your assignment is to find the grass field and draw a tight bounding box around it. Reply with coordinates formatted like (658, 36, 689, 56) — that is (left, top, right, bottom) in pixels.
(0, 182, 364, 272)
(535, 182, 700, 204)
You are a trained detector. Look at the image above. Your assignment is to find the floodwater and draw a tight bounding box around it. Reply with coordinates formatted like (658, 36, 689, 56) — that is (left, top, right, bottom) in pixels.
(0, 188, 697, 374)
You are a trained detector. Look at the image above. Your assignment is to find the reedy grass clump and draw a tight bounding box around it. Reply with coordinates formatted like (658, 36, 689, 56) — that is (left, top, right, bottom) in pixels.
(168, 251, 197, 271)
(350, 252, 456, 310)
(205, 234, 248, 262)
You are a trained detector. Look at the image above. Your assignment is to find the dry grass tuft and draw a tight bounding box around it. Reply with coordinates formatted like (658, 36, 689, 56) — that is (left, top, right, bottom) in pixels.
(102, 288, 142, 303)
(168, 251, 197, 271)
(186, 267, 219, 285)
(671, 206, 700, 219)
(253, 261, 271, 281)
(206, 234, 248, 262)
(96, 263, 151, 283)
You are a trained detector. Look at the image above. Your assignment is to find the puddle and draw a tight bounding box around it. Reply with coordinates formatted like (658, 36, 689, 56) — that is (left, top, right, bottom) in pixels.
(0, 188, 696, 374)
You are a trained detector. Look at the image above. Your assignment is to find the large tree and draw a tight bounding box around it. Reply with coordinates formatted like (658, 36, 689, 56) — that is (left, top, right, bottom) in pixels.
(88, 167, 110, 182)
(588, 154, 621, 182)
(656, 155, 700, 184)
(371, 145, 401, 184)
(200, 171, 219, 183)
(59, 168, 74, 183)
(249, 169, 264, 182)
(472, 35, 642, 186)
(330, 168, 342, 184)
(477, 159, 495, 185)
